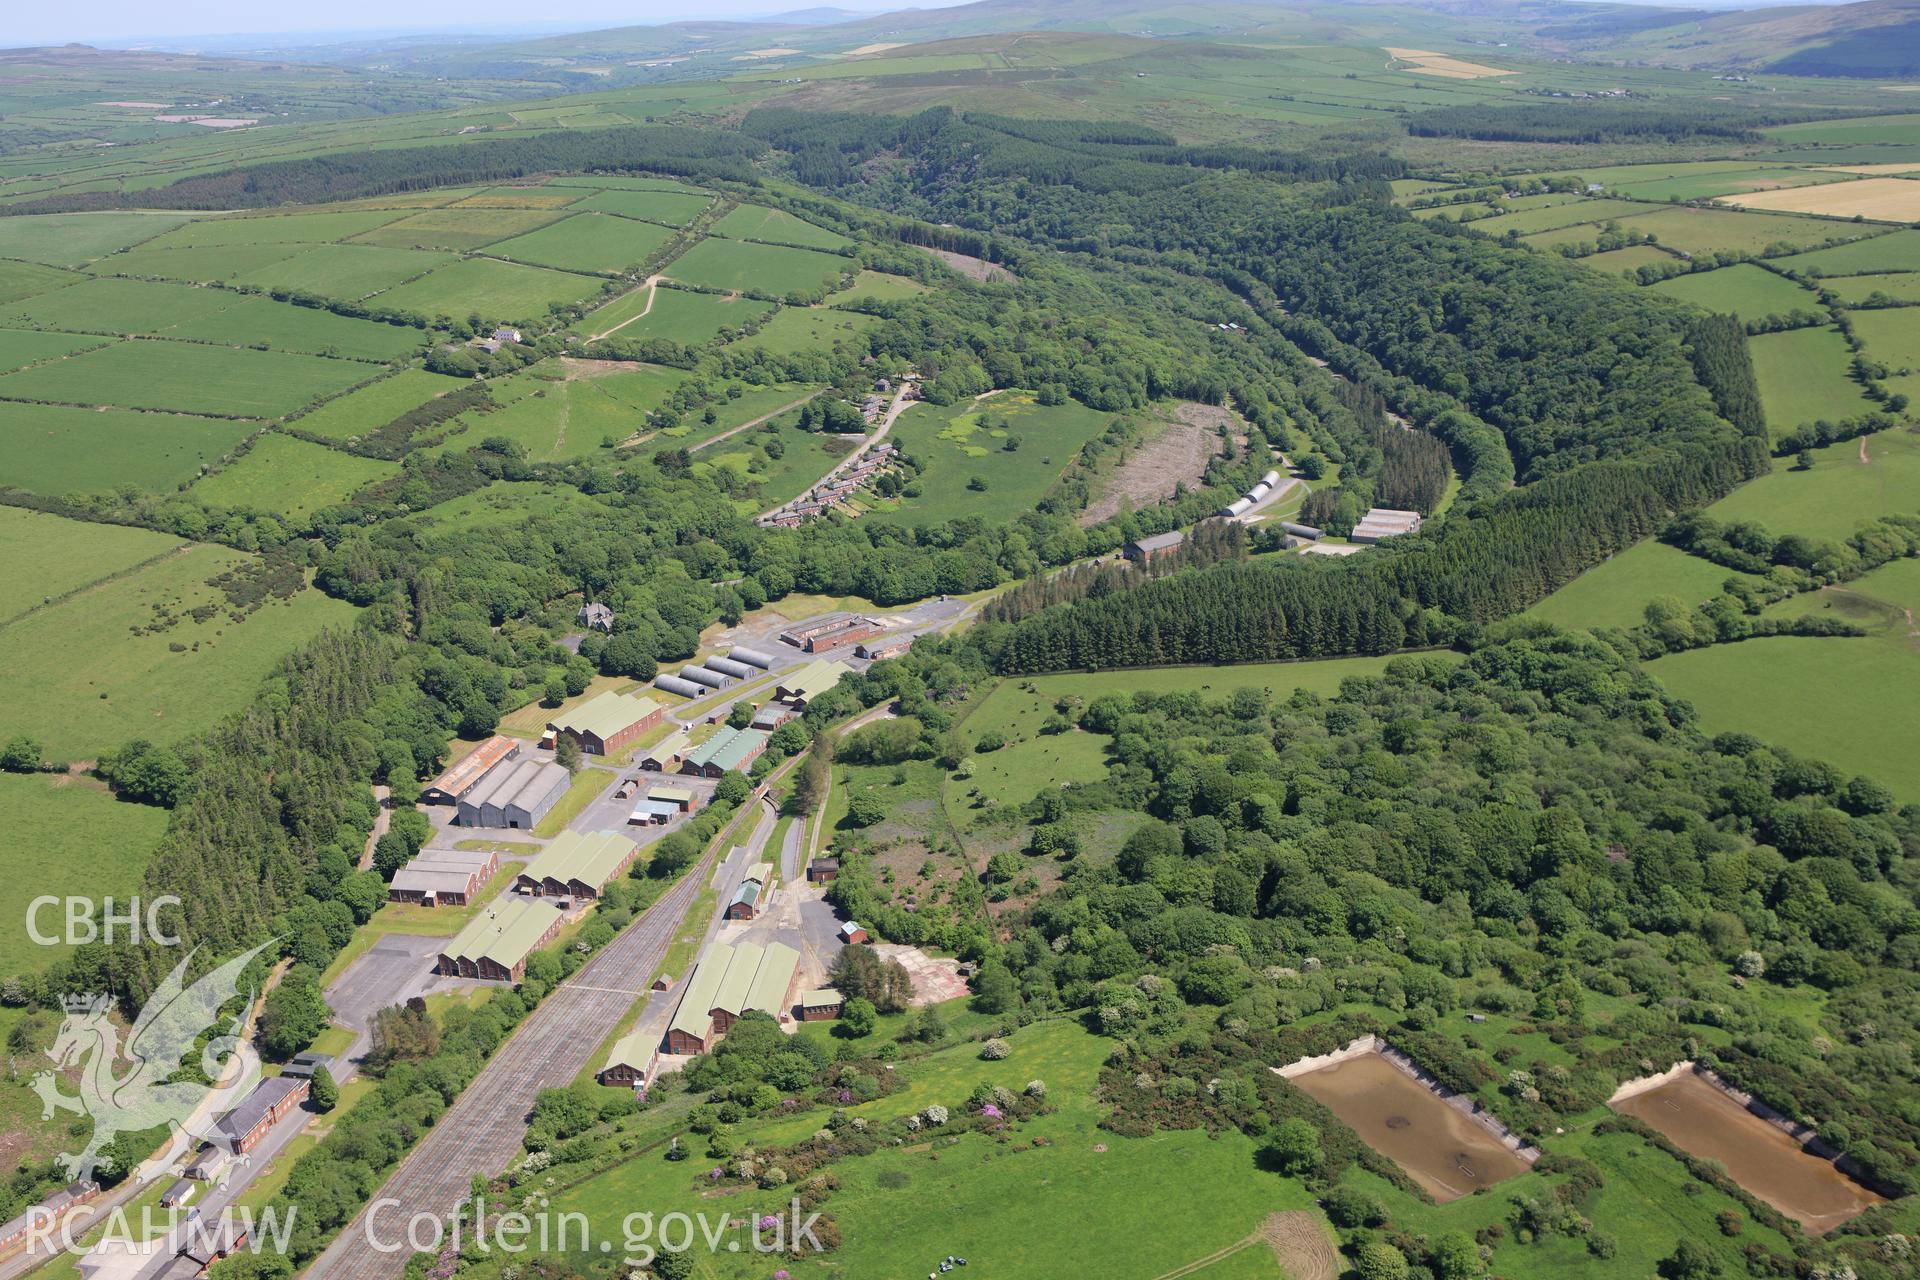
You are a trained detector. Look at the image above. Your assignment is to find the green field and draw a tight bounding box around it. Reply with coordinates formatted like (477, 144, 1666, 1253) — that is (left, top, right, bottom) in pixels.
(549, 1016, 1319, 1280)
(1648, 635, 1920, 804)
(0, 212, 199, 266)
(0, 775, 170, 973)
(873, 393, 1112, 526)
(725, 305, 877, 356)
(704, 418, 855, 507)
(0, 506, 184, 617)
(1608, 168, 1840, 202)
(572, 187, 713, 226)
(0, 259, 80, 303)
(1705, 425, 1920, 542)
(1821, 272, 1920, 304)
(229, 243, 455, 298)
(1648, 263, 1821, 321)
(1612, 205, 1861, 256)
(84, 242, 306, 286)
(828, 271, 930, 305)
(349, 207, 568, 251)
(1577, 245, 1677, 276)
(1849, 306, 1920, 371)
(0, 327, 106, 373)
(139, 209, 404, 249)
(1526, 539, 1760, 633)
(373, 256, 605, 322)
(186, 433, 397, 516)
(709, 202, 853, 250)
(662, 236, 851, 296)
(0, 339, 369, 417)
(1, 275, 243, 334)
(0, 401, 253, 496)
(1014, 653, 1403, 702)
(0, 535, 357, 758)
(487, 212, 674, 275)
(287, 368, 464, 442)
(169, 297, 427, 361)
(575, 283, 772, 343)
(421, 374, 651, 460)
(959, 680, 1115, 805)
(1747, 326, 1879, 436)
(1464, 197, 1648, 235)
(1777, 229, 1920, 276)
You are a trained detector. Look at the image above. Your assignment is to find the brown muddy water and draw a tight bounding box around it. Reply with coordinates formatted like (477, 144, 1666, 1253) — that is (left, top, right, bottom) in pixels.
(1288, 1051, 1530, 1201)
(1610, 1072, 1885, 1234)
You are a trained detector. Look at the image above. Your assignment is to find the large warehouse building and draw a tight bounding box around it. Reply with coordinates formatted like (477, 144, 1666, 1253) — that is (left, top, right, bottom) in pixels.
(545, 690, 664, 756)
(422, 735, 520, 806)
(679, 726, 769, 778)
(663, 940, 802, 1055)
(436, 897, 565, 982)
(388, 847, 501, 907)
(515, 829, 639, 900)
(454, 755, 570, 830)
(773, 658, 850, 710)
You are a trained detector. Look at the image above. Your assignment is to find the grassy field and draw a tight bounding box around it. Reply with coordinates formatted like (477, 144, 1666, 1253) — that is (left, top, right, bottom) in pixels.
(574, 284, 772, 344)
(0, 507, 184, 617)
(0, 259, 80, 303)
(0, 401, 253, 496)
(1648, 263, 1821, 321)
(1747, 326, 1879, 436)
(349, 207, 567, 252)
(374, 256, 606, 322)
(229, 243, 455, 298)
(0, 539, 357, 758)
(547, 1015, 1321, 1280)
(1, 275, 244, 333)
(1776, 228, 1920, 275)
(709, 202, 853, 250)
(187, 433, 397, 516)
(487, 212, 675, 275)
(1821, 272, 1920, 304)
(1705, 425, 1920, 542)
(724, 305, 878, 356)
(140, 209, 406, 249)
(704, 419, 860, 509)
(958, 680, 1114, 807)
(1648, 635, 1920, 803)
(662, 236, 851, 296)
(1015, 653, 1404, 703)
(827, 270, 929, 304)
(873, 393, 1112, 527)
(1526, 539, 1759, 633)
(1578, 245, 1677, 276)
(0, 327, 106, 373)
(82, 242, 305, 286)
(0, 339, 369, 417)
(1460, 197, 1647, 235)
(1614, 206, 1866, 256)
(287, 368, 464, 442)
(421, 371, 667, 461)
(168, 297, 427, 361)
(571, 187, 713, 226)
(0, 774, 172, 972)
(0, 211, 200, 266)
(1848, 306, 1920, 371)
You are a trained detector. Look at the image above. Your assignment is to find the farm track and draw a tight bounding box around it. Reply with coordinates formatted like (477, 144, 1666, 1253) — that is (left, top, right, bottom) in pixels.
(587, 273, 662, 341)
(1149, 1211, 1336, 1280)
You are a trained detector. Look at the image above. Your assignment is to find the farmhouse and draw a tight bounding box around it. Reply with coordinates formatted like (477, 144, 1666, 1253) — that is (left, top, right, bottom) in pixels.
(640, 730, 692, 770)
(799, 988, 843, 1021)
(773, 658, 850, 709)
(807, 856, 840, 884)
(515, 829, 638, 899)
(1124, 530, 1186, 562)
(663, 939, 803, 1053)
(455, 755, 569, 830)
(437, 896, 564, 982)
(422, 734, 521, 806)
(679, 725, 769, 778)
(597, 1028, 652, 1088)
(576, 602, 616, 632)
(218, 1075, 308, 1156)
(546, 690, 664, 756)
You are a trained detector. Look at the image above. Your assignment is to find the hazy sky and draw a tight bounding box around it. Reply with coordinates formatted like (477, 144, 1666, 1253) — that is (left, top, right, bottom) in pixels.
(19, 2, 935, 47)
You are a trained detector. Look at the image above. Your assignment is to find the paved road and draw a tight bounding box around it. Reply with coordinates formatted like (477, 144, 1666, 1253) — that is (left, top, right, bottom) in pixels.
(304, 801, 765, 1280)
(757, 380, 914, 522)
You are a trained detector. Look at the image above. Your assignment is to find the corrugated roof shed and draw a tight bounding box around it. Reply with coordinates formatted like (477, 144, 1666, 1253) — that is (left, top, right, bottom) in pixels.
(445, 897, 563, 970)
(602, 1028, 651, 1076)
(523, 830, 635, 891)
(684, 726, 768, 773)
(776, 658, 851, 703)
(711, 941, 764, 1015)
(644, 730, 692, 761)
(649, 783, 696, 804)
(425, 734, 518, 800)
(1131, 530, 1185, 554)
(727, 880, 761, 913)
(390, 867, 477, 897)
(668, 943, 735, 1046)
(746, 942, 799, 1016)
(552, 690, 661, 742)
(801, 987, 842, 1008)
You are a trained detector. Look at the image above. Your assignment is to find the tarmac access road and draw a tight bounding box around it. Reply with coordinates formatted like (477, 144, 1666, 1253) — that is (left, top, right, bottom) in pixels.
(303, 793, 774, 1280)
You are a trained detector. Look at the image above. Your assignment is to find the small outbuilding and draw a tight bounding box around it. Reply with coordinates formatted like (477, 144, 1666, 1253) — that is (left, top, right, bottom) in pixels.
(799, 988, 844, 1021)
(1123, 530, 1185, 563)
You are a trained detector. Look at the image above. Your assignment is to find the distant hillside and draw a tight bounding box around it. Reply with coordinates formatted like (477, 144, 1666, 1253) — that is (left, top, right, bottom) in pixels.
(1540, 0, 1920, 77)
